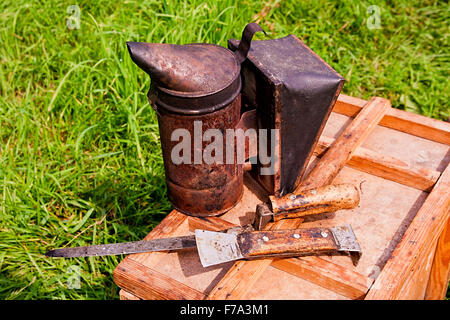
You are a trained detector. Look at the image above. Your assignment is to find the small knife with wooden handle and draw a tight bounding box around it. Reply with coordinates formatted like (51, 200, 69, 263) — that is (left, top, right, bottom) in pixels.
(45, 224, 361, 267)
(253, 183, 360, 230)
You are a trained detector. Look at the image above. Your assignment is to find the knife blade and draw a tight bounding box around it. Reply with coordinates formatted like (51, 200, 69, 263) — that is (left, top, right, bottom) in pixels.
(45, 225, 361, 267)
(45, 235, 197, 258)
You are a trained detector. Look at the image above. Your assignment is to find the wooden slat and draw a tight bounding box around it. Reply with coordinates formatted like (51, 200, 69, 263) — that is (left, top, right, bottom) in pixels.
(207, 97, 391, 299)
(366, 164, 450, 300)
(316, 136, 441, 191)
(333, 94, 367, 117)
(206, 259, 274, 299)
(272, 256, 373, 300)
(187, 215, 237, 232)
(141, 210, 188, 241)
(394, 235, 438, 299)
(335, 94, 450, 145)
(425, 219, 450, 300)
(119, 289, 141, 300)
(114, 258, 206, 300)
(298, 97, 391, 192)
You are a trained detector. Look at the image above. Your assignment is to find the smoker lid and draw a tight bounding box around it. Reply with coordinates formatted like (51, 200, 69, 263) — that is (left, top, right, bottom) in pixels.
(127, 42, 240, 96)
(127, 23, 265, 115)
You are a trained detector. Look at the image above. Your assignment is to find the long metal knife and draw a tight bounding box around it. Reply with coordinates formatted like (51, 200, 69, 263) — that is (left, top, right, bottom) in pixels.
(45, 235, 197, 258)
(45, 225, 361, 267)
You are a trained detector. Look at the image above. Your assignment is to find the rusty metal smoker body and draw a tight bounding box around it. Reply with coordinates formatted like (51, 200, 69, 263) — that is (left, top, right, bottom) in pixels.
(127, 24, 263, 217)
(156, 94, 243, 216)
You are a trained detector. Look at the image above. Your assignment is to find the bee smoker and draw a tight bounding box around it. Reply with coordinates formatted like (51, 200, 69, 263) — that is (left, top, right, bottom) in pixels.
(127, 23, 345, 217)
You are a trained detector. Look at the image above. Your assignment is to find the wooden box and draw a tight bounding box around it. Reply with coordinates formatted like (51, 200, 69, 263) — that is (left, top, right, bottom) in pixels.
(113, 94, 450, 300)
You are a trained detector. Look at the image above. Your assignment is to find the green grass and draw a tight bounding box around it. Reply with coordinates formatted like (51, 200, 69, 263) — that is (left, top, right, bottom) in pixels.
(0, 0, 448, 299)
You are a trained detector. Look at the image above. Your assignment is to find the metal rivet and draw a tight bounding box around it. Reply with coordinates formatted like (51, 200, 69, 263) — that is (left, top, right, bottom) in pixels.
(321, 231, 328, 238)
(262, 236, 269, 242)
(293, 234, 300, 239)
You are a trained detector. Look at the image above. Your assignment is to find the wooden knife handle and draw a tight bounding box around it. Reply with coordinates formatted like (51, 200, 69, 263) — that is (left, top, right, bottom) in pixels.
(268, 184, 360, 221)
(237, 228, 339, 259)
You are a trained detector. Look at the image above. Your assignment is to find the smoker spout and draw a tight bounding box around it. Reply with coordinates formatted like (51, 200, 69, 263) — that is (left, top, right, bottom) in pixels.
(126, 41, 170, 88)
